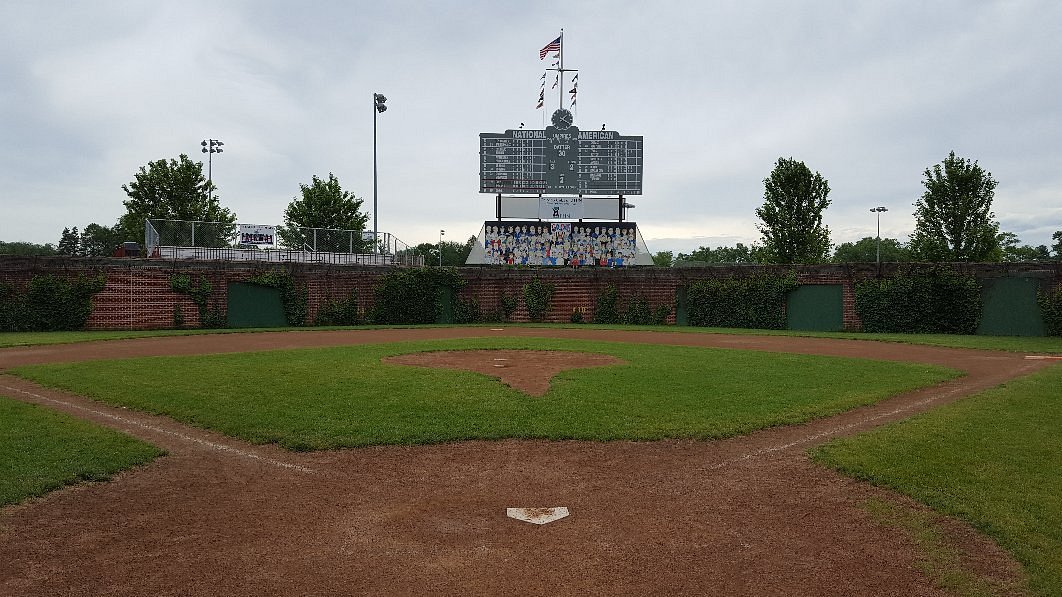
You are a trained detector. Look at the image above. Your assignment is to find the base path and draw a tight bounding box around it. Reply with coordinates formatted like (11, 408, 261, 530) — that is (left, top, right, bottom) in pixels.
(0, 328, 1050, 596)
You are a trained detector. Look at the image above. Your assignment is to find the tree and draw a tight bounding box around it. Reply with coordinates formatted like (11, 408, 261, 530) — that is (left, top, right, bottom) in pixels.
(676, 243, 765, 264)
(80, 223, 125, 257)
(0, 241, 58, 256)
(755, 157, 832, 264)
(651, 250, 674, 267)
(57, 227, 80, 255)
(119, 154, 236, 247)
(1053, 231, 1062, 258)
(832, 237, 911, 263)
(279, 173, 370, 252)
(910, 151, 1000, 261)
(998, 232, 1051, 262)
(415, 236, 475, 266)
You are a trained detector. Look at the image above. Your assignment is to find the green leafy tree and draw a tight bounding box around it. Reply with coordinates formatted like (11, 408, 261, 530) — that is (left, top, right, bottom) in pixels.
(998, 232, 1051, 262)
(119, 154, 236, 247)
(57, 227, 80, 255)
(832, 237, 912, 263)
(1052, 231, 1062, 258)
(415, 237, 475, 266)
(677, 244, 766, 264)
(80, 223, 125, 257)
(279, 173, 370, 252)
(0, 241, 58, 256)
(651, 250, 673, 267)
(755, 157, 832, 264)
(910, 151, 1000, 261)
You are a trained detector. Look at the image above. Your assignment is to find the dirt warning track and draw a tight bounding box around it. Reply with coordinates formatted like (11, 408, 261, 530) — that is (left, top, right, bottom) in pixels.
(0, 328, 1049, 596)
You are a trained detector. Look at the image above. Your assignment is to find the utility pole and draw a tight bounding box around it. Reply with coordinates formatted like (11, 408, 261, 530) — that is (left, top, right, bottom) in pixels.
(373, 93, 388, 253)
(870, 206, 888, 263)
(200, 139, 224, 200)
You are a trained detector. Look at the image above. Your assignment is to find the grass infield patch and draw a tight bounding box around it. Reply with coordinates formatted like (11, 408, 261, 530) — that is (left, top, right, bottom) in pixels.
(2, 325, 1060, 353)
(813, 364, 1062, 596)
(0, 397, 164, 507)
(12, 337, 957, 451)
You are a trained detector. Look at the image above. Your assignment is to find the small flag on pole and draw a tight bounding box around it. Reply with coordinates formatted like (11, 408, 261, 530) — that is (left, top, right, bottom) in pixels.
(539, 36, 561, 59)
(551, 75, 559, 89)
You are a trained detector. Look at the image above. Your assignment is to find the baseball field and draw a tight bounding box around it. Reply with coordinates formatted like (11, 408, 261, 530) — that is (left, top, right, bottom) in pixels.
(1, 326, 1059, 595)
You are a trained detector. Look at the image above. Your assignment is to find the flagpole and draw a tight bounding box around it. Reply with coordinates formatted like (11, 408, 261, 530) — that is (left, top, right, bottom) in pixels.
(558, 29, 564, 110)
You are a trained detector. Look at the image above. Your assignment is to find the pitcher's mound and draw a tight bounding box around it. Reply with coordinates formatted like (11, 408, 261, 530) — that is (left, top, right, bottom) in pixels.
(383, 350, 624, 396)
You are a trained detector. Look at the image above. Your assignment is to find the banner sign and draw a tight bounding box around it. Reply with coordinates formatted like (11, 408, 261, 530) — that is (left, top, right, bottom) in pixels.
(238, 224, 276, 247)
(538, 196, 584, 220)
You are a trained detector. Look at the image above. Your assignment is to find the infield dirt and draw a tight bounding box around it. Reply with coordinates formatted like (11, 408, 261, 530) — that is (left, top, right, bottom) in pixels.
(0, 328, 1048, 596)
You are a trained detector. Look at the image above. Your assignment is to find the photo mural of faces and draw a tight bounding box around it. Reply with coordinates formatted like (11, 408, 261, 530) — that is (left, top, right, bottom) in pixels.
(482, 221, 639, 267)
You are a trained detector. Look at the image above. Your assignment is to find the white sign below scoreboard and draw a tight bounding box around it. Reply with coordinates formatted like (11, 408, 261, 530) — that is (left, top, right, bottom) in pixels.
(538, 197, 584, 220)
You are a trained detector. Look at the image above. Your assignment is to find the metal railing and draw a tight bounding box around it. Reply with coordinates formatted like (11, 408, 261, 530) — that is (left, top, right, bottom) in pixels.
(145, 219, 423, 266)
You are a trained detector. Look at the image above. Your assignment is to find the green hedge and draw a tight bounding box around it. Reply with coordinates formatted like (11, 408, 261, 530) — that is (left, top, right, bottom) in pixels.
(371, 268, 464, 324)
(0, 273, 106, 332)
(686, 273, 798, 329)
(855, 267, 982, 334)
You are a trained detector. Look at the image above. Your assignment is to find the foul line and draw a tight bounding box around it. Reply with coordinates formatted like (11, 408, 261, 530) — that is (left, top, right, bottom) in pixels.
(1, 384, 314, 474)
(704, 386, 963, 471)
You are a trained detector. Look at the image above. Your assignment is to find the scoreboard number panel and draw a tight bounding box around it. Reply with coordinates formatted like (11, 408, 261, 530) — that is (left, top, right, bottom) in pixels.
(480, 112, 642, 196)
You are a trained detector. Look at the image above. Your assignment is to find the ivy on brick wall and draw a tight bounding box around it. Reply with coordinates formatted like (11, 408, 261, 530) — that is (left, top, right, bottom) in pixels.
(523, 278, 555, 322)
(371, 268, 464, 325)
(593, 284, 670, 325)
(170, 273, 226, 329)
(593, 285, 620, 324)
(0, 273, 106, 331)
(247, 270, 309, 327)
(315, 291, 360, 326)
(854, 266, 982, 334)
(686, 272, 798, 330)
(1039, 283, 1062, 336)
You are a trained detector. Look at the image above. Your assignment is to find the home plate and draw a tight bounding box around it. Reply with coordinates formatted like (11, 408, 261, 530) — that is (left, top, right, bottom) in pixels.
(506, 507, 570, 525)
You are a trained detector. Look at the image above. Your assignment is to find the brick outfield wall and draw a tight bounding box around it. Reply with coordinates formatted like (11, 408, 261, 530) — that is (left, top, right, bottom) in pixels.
(1, 256, 1059, 331)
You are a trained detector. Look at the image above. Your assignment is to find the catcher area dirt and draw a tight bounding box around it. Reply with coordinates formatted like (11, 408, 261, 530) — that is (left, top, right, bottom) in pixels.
(0, 328, 1051, 596)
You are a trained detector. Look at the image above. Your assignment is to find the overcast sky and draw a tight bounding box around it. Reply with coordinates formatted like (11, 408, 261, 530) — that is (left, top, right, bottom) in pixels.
(2, 1, 1059, 254)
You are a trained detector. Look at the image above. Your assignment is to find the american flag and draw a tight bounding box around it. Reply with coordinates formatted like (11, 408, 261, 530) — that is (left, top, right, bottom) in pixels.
(539, 36, 561, 60)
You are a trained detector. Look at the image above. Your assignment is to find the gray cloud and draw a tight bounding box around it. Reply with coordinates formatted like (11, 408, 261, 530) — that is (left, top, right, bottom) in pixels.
(1, 1, 1058, 251)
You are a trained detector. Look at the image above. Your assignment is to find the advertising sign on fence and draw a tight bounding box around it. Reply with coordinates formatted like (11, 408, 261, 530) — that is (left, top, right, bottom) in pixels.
(238, 224, 276, 247)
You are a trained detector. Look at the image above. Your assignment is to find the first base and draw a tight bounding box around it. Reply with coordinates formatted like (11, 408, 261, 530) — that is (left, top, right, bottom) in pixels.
(506, 507, 570, 525)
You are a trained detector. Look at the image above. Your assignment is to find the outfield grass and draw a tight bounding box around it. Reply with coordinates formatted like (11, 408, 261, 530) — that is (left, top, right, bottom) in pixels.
(0, 397, 164, 507)
(2, 324, 1060, 353)
(812, 364, 1062, 596)
(11, 337, 956, 451)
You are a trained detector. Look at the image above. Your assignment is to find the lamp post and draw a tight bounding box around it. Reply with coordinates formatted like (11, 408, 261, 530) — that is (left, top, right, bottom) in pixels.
(870, 206, 888, 263)
(200, 139, 224, 199)
(439, 229, 445, 267)
(373, 93, 388, 254)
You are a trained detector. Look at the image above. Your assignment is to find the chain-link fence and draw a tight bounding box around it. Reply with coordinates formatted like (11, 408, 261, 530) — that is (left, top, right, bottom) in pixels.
(145, 219, 423, 266)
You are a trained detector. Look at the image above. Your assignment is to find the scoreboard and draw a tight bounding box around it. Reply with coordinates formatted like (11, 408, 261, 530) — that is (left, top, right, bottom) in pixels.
(480, 127, 643, 195)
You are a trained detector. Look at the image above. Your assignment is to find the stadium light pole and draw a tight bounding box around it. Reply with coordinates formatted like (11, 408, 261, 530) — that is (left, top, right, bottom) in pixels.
(200, 139, 224, 200)
(373, 93, 387, 254)
(870, 206, 888, 263)
(439, 229, 445, 267)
